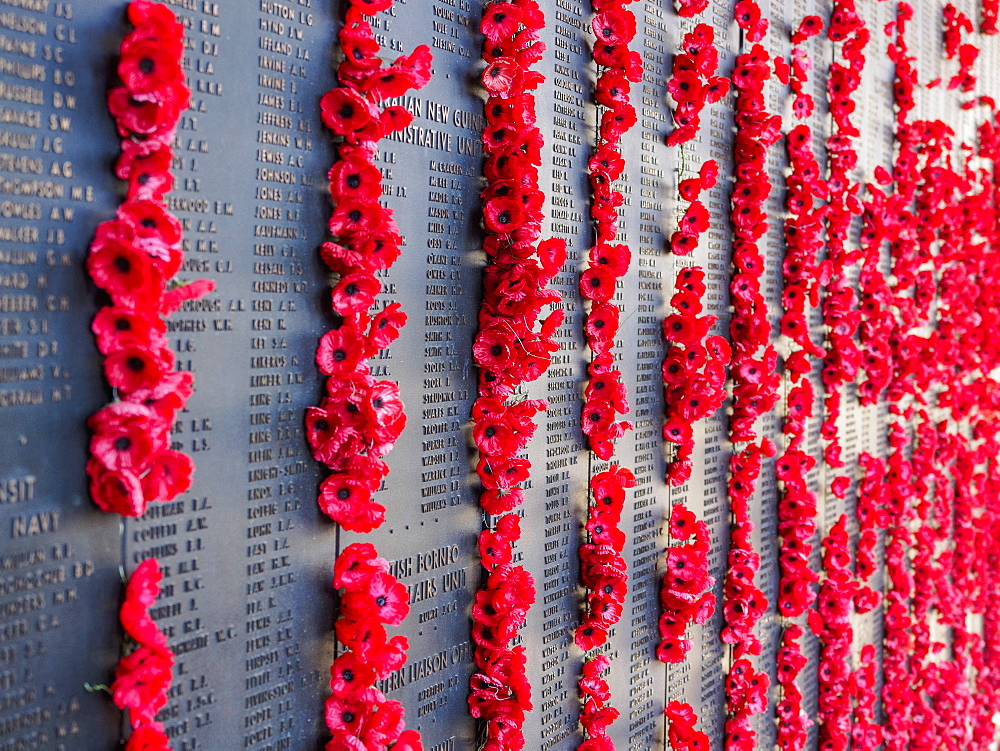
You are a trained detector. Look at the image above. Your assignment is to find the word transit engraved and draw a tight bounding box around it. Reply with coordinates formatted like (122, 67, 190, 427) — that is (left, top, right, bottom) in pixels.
(0, 0, 996, 750)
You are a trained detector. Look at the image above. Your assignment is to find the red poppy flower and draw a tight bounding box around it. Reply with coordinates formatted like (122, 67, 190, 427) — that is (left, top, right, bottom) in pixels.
(87, 239, 160, 304)
(668, 71, 704, 105)
(320, 87, 379, 136)
(580, 265, 618, 302)
(112, 645, 174, 728)
(103, 344, 173, 394)
(328, 198, 391, 237)
(679, 201, 710, 233)
(595, 69, 631, 108)
(793, 15, 823, 43)
(118, 145, 174, 201)
(329, 156, 384, 202)
(331, 272, 381, 316)
(483, 196, 525, 233)
(592, 8, 636, 45)
(125, 726, 171, 751)
(107, 86, 182, 137)
(119, 39, 184, 100)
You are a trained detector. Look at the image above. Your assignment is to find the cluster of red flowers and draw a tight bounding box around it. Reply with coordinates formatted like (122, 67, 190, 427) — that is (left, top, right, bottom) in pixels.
(669, 160, 719, 256)
(812, 516, 880, 751)
(819, 0, 868, 475)
(944, 3, 973, 58)
(576, 465, 634, 652)
(665, 701, 710, 750)
(849, 645, 881, 750)
(574, 654, 619, 748)
(942, 4, 978, 91)
(788, 17, 822, 118)
(574, 0, 642, 736)
(856, 179, 894, 405)
(879, 9, 920, 747)
(773, 32, 830, 747)
(665, 25, 728, 147)
(470, 3, 564, 747)
(782, 126, 827, 378)
(309, 0, 431, 533)
(734, 0, 768, 42)
(985, 0, 999, 34)
(721, 35, 783, 751)
(86, 1, 212, 518)
(661, 267, 728, 486)
(580, 0, 641, 459)
(774, 625, 811, 750)
(724, 657, 770, 750)
(855, 453, 886, 581)
(656, 504, 714, 663)
(315, 1, 431, 746)
(112, 559, 174, 750)
(325, 544, 421, 749)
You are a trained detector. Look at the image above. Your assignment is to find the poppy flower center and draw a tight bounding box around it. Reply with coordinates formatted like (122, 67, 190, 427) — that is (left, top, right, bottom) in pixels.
(115, 318, 132, 331)
(497, 210, 511, 224)
(349, 209, 362, 223)
(115, 436, 132, 451)
(126, 356, 145, 372)
(141, 218, 156, 228)
(338, 103, 355, 119)
(489, 344, 503, 356)
(137, 173, 150, 185)
(345, 283, 359, 296)
(343, 711, 355, 723)
(315, 419, 329, 432)
(485, 426, 496, 437)
(373, 397, 384, 409)
(333, 349, 346, 361)
(139, 57, 155, 74)
(337, 488, 350, 500)
(343, 669, 354, 681)
(114, 256, 132, 274)
(376, 596, 387, 607)
(346, 174, 361, 189)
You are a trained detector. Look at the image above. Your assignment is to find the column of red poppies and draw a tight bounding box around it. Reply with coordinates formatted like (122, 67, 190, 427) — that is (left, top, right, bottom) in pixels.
(665, 24, 729, 150)
(943, 4, 978, 92)
(326, 543, 422, 749)
(813, 515, 881, 751)
(660, 267, 728, 487)
(879, 10, 921, 744)
(309, 2, 431, 531)
(984, 0, 999, 34)
(85, 0, 213, 519)
(111, 559, 174, 751)
(848, 645, 881, 750)
(657, 273, 725, 744)
(721, 26, 782, 751)
(574, 464, 635, 743)
(856, 183, 895, 406)
(656, 503, 715, 662)
(312, 1, 431, 747)
(580, 0, 641, 459)
(468, 2, 565, 747)
(772, 23, 833, 745)
(818, 2, 867, 476)
(574, 4, 641, 726)
(658, 504, 715, 751)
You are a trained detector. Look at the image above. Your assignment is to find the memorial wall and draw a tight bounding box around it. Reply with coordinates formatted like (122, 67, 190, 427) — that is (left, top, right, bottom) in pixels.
(1, 0, 1000, 749)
